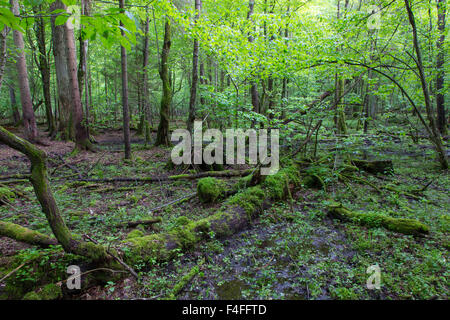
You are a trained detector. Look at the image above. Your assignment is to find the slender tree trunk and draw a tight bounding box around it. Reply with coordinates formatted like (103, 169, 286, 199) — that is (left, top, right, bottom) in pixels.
(34, 6, 55, 137)
(138, 10, 151, 134)
(10, 0, 38, 142)
(50, 1, 72, 141)
(0, 27, 8, 92)
(436, 0, 447, 135)
(404, 0, 448, 169)
(79, 0, 90, 137)
(155, 18, 172, 146)
(119, 0, 131, 159)
(64, 3, 92, 151)
(335, 0, 347, 135)
(9, 86, 21, 125)
(247, 0, 260, 116)
(187, 0, 201, 133)
(199, 59, 206, 107)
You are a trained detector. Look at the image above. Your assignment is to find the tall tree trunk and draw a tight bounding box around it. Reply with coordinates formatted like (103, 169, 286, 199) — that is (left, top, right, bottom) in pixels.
(50, 1, 72, 141)
(0, 27, 8, 92)
(34, 6, 55, 137)
(119, 0, 131, 159)
(247, 0, 260, 116)
(79, 0, 90, 137)
(155, 18, 172, 146)
(10, 0, 38, 142)
(436, 0, 447, 135)
(9, 85, 21, 125)
(199, 59, 206, 107)
(64, 2, 92, 151)
(404, 0, 448, 169)
(138, 10, 152, 134)
(187, 0, 201, 133)
(335, 0, 347, 135)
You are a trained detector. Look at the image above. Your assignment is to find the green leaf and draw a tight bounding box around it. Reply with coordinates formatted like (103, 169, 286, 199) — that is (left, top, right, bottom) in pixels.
(55, 15, 69, 26)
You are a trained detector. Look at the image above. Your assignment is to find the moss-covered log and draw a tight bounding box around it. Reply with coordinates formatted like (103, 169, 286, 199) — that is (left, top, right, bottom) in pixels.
(78, 169, 254, 184)
(196, 171, 260, 204)
(197, 177, 227, 203)
(0, 221, 57, 247)
(327, 202, 429, 236)
(351, 159, 394, 174)
(123, 166, 301, 263)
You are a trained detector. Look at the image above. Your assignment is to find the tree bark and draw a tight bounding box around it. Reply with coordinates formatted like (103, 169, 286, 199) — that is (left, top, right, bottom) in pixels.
(119, 0, 131, 159)
(0, 27, 8, 92)
(64, 2, 92, 151)
(50, 1, 73, 141)
(404, 0, 448, 169)
(79, 0, 91, 138)
(10, 0, 38, 143)
(436, 0, 447, 135)
(155, 18, 172, 146)
(187, 0, 201, 133)
(34, 5, 55, 137)
(9, 85, 21, 125)
(247, 0, 260, 116)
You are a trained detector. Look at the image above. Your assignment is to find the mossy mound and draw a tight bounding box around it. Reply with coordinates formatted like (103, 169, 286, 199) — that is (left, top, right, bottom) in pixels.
(197, 177, 227, 203)
(23, 283, 62, 300)
(2, 246, 79, 299)
(126, 229, 145, 239)
(328, 202, 429, 236)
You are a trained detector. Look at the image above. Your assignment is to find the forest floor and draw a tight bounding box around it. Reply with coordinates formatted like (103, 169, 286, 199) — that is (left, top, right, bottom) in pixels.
(0, 123, 448, 300)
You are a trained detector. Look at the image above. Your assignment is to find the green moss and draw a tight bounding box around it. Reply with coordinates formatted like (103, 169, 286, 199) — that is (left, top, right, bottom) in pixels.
(0, 186, 15, 202)
(76, 241, 108, 262)
(127, 229, 145, 239)
(227, 186, 265, 217)
(23, 283, 62, 300)
(263, 166, 301, 199)
(124, 233, 173, 263)
(0, 221, 55, 246)
(3, 246, 78, 299)
(197, 177, 227, 203)
(328, 203, 430, 236)
(168, 265, 200, 299)
(174, 216, 191, 227)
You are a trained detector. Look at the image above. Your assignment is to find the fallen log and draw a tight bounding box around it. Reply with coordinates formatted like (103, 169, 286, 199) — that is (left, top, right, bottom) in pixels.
(196, 170, 260, 203)
(77, 169, 254, 184)
(0, 174, 30, 180)
(0, 221, 58, 247)
(123, 165, 302, 263)
(327, 202, 429, 236)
